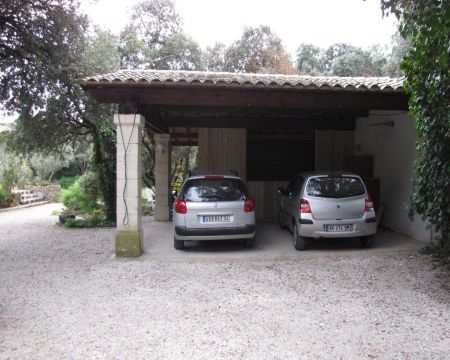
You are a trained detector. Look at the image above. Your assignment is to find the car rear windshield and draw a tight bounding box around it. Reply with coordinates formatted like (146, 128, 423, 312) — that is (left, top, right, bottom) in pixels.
(180, 178, 248, 202)
(305, 176, 366, 198)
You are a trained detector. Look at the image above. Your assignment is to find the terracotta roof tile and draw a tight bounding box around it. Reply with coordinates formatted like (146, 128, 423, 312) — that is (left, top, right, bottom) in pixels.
(80, 69, 405, 92)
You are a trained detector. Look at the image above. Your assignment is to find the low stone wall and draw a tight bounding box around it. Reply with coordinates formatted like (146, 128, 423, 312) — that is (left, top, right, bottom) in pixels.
(27, 185, 61, 202)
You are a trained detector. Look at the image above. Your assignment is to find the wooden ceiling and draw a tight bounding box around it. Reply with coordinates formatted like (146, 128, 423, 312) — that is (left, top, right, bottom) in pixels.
(85, 84, 409, 145)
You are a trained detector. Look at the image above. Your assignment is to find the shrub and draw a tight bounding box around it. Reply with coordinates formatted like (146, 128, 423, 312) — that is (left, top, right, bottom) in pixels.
(0, 185, 12, 208)
(78, 172, 99, 201)
(0, 153, 32, 190)
(63, 209, 114, 228)
(58, 176, 77, 189)
(59, 172, 99, 214)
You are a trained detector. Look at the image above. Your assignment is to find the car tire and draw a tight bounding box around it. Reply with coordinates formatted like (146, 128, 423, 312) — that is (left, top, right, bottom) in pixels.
(278, 209, 286, 229)
(245, 237, 256, 248)
(360, 235, 375, 249)
(293, 223, 306, 251)
(174, 237, 184, 250)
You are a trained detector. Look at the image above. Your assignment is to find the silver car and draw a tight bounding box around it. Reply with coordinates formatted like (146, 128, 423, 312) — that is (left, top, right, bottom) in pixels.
(173, 173, 256, 249)
(278, 172, 377, 251)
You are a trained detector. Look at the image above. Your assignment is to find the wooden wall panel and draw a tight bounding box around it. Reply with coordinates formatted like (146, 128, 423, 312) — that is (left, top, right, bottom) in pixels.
(247, 181, 289, 220)
(315, 131, 354, 171)
(198, 128, 246, 179)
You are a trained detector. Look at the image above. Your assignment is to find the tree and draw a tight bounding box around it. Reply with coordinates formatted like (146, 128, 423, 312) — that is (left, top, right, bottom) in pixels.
(204, 42, 226, 72)
(129, 0, 181, 49)
(330, 45, 387, 76)
(119, 0, 204, 70)
(29, 153, 69, 181)
(295, 42, 391, 77)
(0, 0, 86, 112)
(384, 31, 411, 77)
(1, 1, 120, 222)
(296, 44, 324, 75)
(153, 33, 204, 70)
(381, 0, 450, 260)
(224, 25, 295, 74)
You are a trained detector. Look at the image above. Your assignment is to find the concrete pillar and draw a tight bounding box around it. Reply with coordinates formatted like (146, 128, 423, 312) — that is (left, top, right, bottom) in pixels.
(113, 113, 144, 257)
(154, 133, 171, 221)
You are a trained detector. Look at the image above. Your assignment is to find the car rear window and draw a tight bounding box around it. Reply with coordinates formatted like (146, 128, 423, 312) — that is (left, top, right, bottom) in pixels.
(305, 176, 366, 198)
(180, 178, 248, 202)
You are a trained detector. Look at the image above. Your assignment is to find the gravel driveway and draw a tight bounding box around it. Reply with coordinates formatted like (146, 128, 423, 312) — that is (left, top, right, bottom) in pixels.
(0, 204, 449, 359)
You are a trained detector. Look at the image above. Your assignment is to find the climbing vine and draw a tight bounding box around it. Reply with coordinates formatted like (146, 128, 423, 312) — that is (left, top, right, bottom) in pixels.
(381, 0, 450, 260)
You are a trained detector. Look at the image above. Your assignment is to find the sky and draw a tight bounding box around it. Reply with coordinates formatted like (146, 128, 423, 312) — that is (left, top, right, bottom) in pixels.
(80, 0, 398, 56)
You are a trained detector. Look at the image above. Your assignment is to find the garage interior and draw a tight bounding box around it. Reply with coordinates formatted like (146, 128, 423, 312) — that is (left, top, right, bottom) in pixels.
(81, 69, 430, 256)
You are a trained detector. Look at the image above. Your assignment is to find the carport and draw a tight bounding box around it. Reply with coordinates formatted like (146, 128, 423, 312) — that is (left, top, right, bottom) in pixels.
(80, 69, 430, 257)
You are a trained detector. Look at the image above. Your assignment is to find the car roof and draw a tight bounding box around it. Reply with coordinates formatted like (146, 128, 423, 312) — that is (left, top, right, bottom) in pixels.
(186, 175, 241, 180)
(293, 171, 361, 179)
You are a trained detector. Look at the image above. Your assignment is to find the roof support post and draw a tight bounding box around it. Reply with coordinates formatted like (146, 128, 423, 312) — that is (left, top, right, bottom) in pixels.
(154, 133, 171, 221)
(114, 113, 144, 257)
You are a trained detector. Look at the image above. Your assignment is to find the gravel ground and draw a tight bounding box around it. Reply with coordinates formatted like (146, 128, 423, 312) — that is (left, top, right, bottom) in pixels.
(0, 204, 449, 360)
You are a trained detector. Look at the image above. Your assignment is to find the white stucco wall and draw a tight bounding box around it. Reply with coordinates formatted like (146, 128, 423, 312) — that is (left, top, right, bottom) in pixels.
(355, 110, 431, 241)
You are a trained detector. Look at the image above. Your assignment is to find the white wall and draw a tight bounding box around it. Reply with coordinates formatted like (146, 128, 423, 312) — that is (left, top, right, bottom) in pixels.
(355, 110, 430, 241)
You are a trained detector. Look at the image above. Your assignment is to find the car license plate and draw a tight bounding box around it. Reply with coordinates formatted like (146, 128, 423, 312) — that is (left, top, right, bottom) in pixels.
(324, 224, 353, 232)
(202, 215, 231, 223)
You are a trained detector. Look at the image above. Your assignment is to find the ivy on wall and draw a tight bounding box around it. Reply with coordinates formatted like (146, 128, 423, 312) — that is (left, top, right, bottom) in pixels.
(381, 0, 450, 259)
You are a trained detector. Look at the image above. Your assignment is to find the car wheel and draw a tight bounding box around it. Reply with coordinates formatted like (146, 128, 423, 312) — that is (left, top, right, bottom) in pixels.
(245, 237, 256, 248)
(279, 209, 286, 229)
(360, 235, 375, 249)
(174, 237, 184, 250)
(293, 223, 306, 251)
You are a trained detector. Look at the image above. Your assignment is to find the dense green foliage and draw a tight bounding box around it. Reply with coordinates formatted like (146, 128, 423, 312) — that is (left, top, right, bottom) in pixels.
(1, 1, 119, 221)
(58, 176, 77, 189)
(295, 38, 408, 76)
(0, 153, 32, 190)
(63, 210, 114, 228)
(0, 186, 12, 208)
(382, 0, 450, 260)
(223, 26, 295, 74)
(59, 172, 99, 214)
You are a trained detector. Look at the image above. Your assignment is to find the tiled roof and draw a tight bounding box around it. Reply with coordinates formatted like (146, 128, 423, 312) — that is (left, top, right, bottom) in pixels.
(80, 69, 405, 92)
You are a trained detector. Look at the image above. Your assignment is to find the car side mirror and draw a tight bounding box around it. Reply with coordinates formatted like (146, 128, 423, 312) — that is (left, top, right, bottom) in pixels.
(277, 187, 285, 195)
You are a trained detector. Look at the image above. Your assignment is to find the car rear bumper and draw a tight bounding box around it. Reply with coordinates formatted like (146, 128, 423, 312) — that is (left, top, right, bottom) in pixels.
(174, 224, 256, 240)
(297, 217, 377, 238)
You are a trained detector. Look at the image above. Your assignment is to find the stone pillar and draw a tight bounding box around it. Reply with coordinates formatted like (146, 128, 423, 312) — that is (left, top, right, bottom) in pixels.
(154, 133, 171, 221)
(114, 113, 144, 257)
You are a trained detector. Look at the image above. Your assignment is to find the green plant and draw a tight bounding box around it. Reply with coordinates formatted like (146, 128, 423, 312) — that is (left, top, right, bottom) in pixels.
(382, 0, 450, 261)
(29, 153, 69, 182)
(59, 173, 99, 214)
(31, 179, 52, 186)
(0, 185, 12, 208)
(0, 153, 32, 191)
(63, 209, 114, 228)
(58, 176, 77, 189)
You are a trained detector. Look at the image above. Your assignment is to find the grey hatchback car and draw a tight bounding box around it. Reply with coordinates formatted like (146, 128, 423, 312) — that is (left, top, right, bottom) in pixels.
(173, 173, 256, 250)
(278, 172, 377, 251)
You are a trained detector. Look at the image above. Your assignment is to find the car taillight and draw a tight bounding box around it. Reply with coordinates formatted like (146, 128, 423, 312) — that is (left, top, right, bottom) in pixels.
(300, 198, 311, 213)
(244, 197, 255, 213)
(365, 196, 375, 212)
(174, 199, 187, 214)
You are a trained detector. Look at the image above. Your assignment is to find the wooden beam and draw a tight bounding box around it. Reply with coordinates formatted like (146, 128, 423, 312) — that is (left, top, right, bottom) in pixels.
(171, 141, 198, 146)
(160, 116, 356, 130)
(87, 87, 409, 111)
